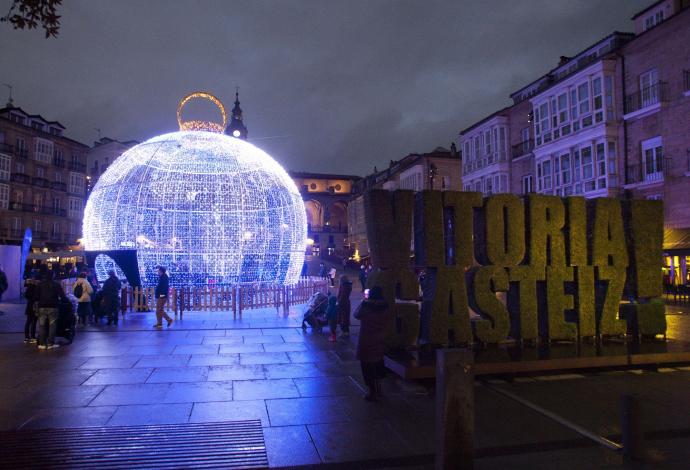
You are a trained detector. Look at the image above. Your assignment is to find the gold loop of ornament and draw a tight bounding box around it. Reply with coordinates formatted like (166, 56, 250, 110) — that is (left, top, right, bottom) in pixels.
(177, 91, 228, 133)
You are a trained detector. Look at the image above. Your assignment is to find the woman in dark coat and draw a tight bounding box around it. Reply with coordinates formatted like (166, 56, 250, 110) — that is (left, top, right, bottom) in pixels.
(336, 275, 353, 337)
(354, 286, 389, 401)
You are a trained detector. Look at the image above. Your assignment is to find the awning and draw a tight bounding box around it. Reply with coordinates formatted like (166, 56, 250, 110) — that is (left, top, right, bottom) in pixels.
(663, 228, 690, 253)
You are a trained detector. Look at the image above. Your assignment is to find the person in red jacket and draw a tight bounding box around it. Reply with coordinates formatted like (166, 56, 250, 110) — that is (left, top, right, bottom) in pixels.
(354, 285, 389, 401)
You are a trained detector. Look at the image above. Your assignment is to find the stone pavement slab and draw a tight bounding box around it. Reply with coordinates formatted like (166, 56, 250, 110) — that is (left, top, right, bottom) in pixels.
(0, 297, 689, 468)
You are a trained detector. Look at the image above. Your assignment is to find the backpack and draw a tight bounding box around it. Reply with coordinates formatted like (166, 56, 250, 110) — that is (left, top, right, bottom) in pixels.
(73, 282, 83, 299)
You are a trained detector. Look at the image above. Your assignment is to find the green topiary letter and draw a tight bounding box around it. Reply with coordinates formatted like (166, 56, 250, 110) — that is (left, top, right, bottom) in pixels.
(471, 266, 510, 343)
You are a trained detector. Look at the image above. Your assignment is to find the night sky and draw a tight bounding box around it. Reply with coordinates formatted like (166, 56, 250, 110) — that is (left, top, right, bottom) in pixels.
(1, 0, 650, 175)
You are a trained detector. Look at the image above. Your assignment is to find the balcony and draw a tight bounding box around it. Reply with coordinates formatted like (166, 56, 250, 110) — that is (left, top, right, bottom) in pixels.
(0, 143, 13, 155)
(9, 201, 33, 212)
(10, 173, 31, 184)
(68, 161, 86, 172)
(53, 158, 65, 168)
(512, 139, 534, 159)
(624, 82, 668, 119)
(625, 157, 671, 185)
(307, 224, 347, 234)
(51, 181, 67, 191)
(32, 177, 50, 188)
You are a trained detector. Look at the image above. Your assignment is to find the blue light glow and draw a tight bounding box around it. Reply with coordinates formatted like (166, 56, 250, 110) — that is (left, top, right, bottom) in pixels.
(83, 131, 307, 287)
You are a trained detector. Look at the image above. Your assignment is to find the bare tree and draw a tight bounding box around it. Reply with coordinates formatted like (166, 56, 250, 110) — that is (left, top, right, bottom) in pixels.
(1, 0, 62, 38)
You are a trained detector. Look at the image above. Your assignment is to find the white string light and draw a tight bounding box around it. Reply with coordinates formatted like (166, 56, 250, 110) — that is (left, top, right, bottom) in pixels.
(83, 130, 307, 287)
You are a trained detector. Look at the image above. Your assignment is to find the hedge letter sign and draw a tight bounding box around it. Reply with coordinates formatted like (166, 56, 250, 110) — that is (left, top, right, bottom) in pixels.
(364, 190, 665, 346)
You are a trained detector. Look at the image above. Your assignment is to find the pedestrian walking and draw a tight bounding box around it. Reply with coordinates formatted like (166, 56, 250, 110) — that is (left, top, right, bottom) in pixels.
(154, 266, 173, 329)
(328, 267, 336, 287)
(23, 275, 40, 343)
(101, 270, 121, 326)
(36, 270, 67, 349)
(0, 265, 7, 315)
(359, 265, 367, 292)
(325, 295, 338, 342)
(354, 286, 389, 401)
(337, 274, 353, 337)
(72, 272, 93, 326)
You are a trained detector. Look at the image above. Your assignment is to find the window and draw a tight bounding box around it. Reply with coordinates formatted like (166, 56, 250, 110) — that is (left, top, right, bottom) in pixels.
(52, 222, 60, 236)
(643, 10, 664, 31)
(36, 167, 45, 178)
(442, 176, 450, 190)
(604, 76, 614, 121)
(608, 142, 618, 187)
(485, 176, 493, 195)
(593, 77, 603, 123)
(561, 153, 571, 185)
(13, 190, 24, 204)
(69, 222, 76, 237)
(578, 82, 590, 115)
(646, 194, 662, 200)
(539, 102, 549, 132)
(570, 89, 578, 121)
(34, 219, 42, 232)
(34, 138, 53, 163)
(0, 183, 8, 210)
(596, 143, 607, 189)
(581, 146, 593, 182)
(16, 162, 25, 174)
(537, 159, 552, 191)
(54, 171, 62, 183)
(33, 193, 44, 211)
(54, 147, 63, 161)
(484, 130, 491, 156)
(31, 121, 44, 131)
(642, 136, 664, 181)
(68, 197, 83, 218)
(522, 175, 533, 194)
(639, 69, 659, 108)
(558, 93, 568, 124)
(69, 172, 84, 195)
(52, 197, 61, 212)
(15, 137, 26, 154)
(0, 154, 9, 181)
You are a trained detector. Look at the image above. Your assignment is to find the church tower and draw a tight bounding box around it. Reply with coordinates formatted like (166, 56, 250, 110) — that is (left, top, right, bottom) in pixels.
(225, 88, 248, 140)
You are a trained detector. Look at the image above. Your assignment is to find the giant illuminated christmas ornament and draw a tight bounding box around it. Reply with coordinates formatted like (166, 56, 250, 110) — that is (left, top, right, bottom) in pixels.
(83, 92, 307, 287)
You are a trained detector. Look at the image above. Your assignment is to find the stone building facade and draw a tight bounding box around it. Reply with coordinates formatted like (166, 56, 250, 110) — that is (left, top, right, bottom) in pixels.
(458, 0, 690, 284)
(86, 137, 138, 189)
(289, 171, 360, 258)
(348, 146, 462, 260)
(0, 105, 89, 249)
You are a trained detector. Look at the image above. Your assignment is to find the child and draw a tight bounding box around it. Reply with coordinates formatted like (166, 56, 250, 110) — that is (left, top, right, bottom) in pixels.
(325, 295, 338, 342)
(354, 286, 389, 401)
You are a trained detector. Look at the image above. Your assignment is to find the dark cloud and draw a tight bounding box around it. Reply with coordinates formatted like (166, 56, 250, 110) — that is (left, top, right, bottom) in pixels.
(1, 0, 650, 175)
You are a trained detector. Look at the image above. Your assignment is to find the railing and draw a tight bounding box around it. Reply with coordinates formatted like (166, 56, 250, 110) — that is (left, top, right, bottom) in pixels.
(9, 201, 32, 212)
(512, 139, 534, 159)
(53, 158, 65, 168)
(51, 181, 67, 191)
(10, 173, 31, 184)
(112, 277, 329, 319)
(32, 177, 50, 188)
(33, 231, 48, 240)
(625, 157, 671, 184)
(0, 143, 13, 155)
(68, 161, 86, 172)
(624, 81, 668, 114)
(307, 224, 347, 234)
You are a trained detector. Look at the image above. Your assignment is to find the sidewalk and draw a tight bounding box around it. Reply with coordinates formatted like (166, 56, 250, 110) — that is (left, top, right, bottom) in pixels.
(0, 297, 688, 468)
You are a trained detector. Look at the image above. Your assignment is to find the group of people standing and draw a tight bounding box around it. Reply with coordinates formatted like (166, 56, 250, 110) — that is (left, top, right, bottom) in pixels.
(23, 268, 123, 347)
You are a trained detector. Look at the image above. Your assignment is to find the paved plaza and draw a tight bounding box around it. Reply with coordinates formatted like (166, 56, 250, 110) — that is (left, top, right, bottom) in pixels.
(0, 292, 689, 468)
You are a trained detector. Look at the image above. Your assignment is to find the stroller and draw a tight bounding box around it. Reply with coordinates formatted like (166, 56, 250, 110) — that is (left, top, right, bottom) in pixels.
(301, 292, 329, 331)
(56, 298, 77, 344)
